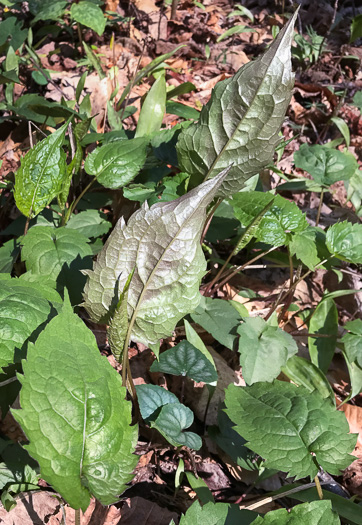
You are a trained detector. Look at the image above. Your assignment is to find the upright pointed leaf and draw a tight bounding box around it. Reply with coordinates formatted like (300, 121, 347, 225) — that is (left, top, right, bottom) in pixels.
(308, 298, 338, 373)
(176, 12, 297, 197)
(83, 167, 231, 346)
(13, 300, 138, 512)
(135, 74, 166, 138)
(225, 381, 356, 479)
(14, 122, 68, 218)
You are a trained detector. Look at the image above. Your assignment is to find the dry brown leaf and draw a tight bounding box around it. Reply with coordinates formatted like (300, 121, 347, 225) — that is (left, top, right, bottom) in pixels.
(340, 403, 362, 458)
(120, 497, 178, 525)
(0, 491, 61, 524)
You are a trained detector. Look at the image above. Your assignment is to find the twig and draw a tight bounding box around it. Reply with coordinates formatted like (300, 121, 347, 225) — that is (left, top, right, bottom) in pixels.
(314, 475, 324, 500)
(171, 0, 179, 19)
(0, 376, 18, 387)
(69, 178, 96, 216)
(28, 121, 33, 149)
(317, 0, 339, 64)
(315, 189, 324, 227)
(75, 508, 81, 525)
(119, 40, 147, 121)
(200, 198, 222, 245)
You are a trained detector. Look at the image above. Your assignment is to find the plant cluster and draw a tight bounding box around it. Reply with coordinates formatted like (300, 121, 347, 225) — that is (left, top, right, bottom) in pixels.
(0, 3, 362, 524)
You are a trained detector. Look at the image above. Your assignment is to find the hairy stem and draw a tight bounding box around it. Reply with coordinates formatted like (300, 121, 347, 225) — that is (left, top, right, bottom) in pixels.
(75, 508, 81, 525)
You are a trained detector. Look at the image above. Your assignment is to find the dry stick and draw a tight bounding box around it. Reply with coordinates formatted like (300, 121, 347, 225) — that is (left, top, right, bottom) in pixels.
(317, 0, 339, 64)
(315, 188, 324, 227)
(28, 121, 34, 149)
(241, 481, 327, 511)
(171, 0, 179, 19)
(214, 246, 278, 293)
(119, 40, 147, 122)
(74, 508, 81, 525)
(266, 258, 330, 321)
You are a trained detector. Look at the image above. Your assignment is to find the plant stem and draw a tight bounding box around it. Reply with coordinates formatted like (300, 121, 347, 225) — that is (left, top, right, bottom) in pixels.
(315, 189, 324, 227)
(171, 0, 179, 19)
(200, 199, 222, 245)
(214, 246, 278, 292)
(118, 41, 146, 119)
(75, 508, 81, 525)
(69, 178, 96, 217)
(314, 474, 324, 500)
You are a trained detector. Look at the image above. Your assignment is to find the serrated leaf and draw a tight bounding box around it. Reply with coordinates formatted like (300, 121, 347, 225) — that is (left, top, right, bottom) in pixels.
(14, 122, 68, 218)
(282, 356, 335, 403)
(190, 296, 242, 350)
(288, 227, 320, 270)
(12, 300, 138, 511)
(224, 381, 356, 479)
(179, 500, 257, 525)
(83, 167, 231, 346)
(229, 192, 307, 247)
(65, 210, 111, 239)
(32, 0, 67, 22)
(342, 320, 362, 367)
(135, 74, 166, 138)
(0, 280, 53, 372)
(237, 317, 297, 384)
(71, 1, 106, 36)
(326, 221, 362, 264)
(294, 144, 358, 186)
(21, 226, 93, 304)
(0, 238, 20, 273)
(251, 500, 340, 525)
(150, 340, 218, 383)
(84, 137, 148, 190)
(308, 298, 338, 373)
(176, 13, 297, 197)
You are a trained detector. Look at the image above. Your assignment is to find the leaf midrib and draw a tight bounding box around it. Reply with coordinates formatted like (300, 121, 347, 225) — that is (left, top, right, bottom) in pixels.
(205, 23, 292, 182)
(28, 129, 65, 217)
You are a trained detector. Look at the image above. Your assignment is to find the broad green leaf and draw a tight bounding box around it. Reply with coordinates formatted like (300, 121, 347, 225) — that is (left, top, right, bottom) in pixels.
(282, 356, 335, 402)
(13, 300, 138, 511)
(190, 296, 242, 350)
(0, 439, 39, 492)
(251, 500, 340, 524)
(294, 144, 358, 186)
(326, 221, 362, 264)
(224, 381, 357, 479)
(71, 1, 106, 36)
(330, 116, 350, 147)
(136, 384, 201, 449)
(83, 167, 231, 346)
(350, 14, 362, 43)
(32, 0, 67, 22)
(0, 280, 53, 372)
(217, 25, 255, 42)
(342, 320, 362, 367)
(229, 192, 307, 247)
(84, 137, 148, 190)
(136, 384, 179, 421)
(150, 340, 218, 383)
(308, 298, 338, 373)
(237, 317, 297, 384)
(179, 500, 256, 525)
(288, 227, 320, 270)
(135, 75, 166, 138)
(154, 403, 202, 450)
(346, 169, 362, 217)
(21, 226, 92, 304)
(65, 210, 111, 239)
(176, 13, 297, 197)
(14, 122, 68, 218)
(343, 351, 362, 399)
(0, 238, 20, 273)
